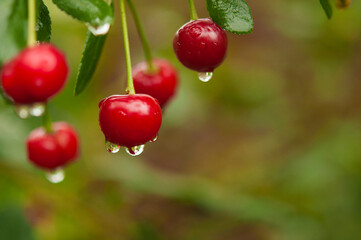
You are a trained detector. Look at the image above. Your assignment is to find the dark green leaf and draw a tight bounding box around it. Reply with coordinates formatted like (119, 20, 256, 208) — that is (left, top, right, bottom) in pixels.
(206, 0, 253, 34)
(0, 0, 27, 66)
(36, 0, 52, 42)
(52, 0, 113, 29)
(74, 31, 108, 95)
(320, 0, 333, 19)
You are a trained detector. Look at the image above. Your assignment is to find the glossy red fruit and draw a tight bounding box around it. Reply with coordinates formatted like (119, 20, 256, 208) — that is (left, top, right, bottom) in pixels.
(173, 18, 227, 73)
(27, 122, 79, 170)
(133, 59, 178, 108)
(1, 43, 68, 104)
(99, 94, 162, 147)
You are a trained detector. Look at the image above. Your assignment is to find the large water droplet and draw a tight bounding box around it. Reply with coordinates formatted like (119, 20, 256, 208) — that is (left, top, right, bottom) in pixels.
(87, 23, 110, 36)
(106, 141, 120, 153)
(198, 72, 213, 82)
(29, 103, 45, 117)
(46, 168, 65, 184)
(125, 145, 145, 156)
(15, 105, 30, 119)
(149, 135, 158, 143)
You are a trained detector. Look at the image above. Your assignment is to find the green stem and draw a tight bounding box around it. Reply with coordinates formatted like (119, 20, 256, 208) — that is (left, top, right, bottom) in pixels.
(188, 0, 198, 20)
(126, 0, 154, 71)
(120, 0, 135, 94)
(27, 0, 37, 47)
(42, 104, 53, 133)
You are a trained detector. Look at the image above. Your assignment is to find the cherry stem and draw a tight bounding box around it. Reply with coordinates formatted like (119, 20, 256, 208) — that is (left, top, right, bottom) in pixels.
(27, 0, 37, 47)
(120, 0, 136, 95)
(42, 104, 53, 133)
(126, 0, 154, 72)
(188, 0, 198, 20)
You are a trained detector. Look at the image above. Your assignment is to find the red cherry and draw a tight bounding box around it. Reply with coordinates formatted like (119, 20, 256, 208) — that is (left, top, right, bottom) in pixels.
(173, 18, 227, 73)
(27, 122, 79, 170)
(133, 59, 178, 108)
(98, 94, 162, 148)
(1, 43, 68, 104)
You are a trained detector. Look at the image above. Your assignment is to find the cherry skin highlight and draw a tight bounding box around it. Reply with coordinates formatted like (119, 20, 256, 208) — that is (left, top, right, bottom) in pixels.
(133, 59, 178, 108)
(26, 122, 79, 170)
(1, 43, 68, 104)
(173, 18, 227, 73)
(98, 94, 162, 148)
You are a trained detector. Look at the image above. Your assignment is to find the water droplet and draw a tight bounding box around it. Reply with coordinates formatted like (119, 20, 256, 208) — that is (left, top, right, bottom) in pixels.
(198, 72, 213, 82)
(35, 22, 43, 31)
(15, 105, 30, 119)
(29, 103, 45, 117)
(45, 168, 65, 184)
(149, 135, 158, 143)
(125, 145, 145, 156)
(106, 141, 120, 153)
(87, 23, 110, 36)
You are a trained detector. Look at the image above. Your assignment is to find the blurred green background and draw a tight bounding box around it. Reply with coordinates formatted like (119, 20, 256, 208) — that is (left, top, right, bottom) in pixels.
(1, 0, 361, 239)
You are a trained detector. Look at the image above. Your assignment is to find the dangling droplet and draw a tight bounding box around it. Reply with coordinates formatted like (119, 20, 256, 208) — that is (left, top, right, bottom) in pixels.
(106, 141, 120, 153)
(149, 135, 158, 143)
(198, 72, 213, 82)
(14, 105, 30, 119)
(45, 168, 65, 184)
(125, 145, 145, 156)
(29, 103, 45, 117)
(87, 23, 110, 36)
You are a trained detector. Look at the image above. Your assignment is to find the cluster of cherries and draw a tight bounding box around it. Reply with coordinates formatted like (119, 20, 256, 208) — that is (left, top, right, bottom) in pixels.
(0, 44, 79, 182)
(100, 17, 228, 154)
(0, 9, 227, 182)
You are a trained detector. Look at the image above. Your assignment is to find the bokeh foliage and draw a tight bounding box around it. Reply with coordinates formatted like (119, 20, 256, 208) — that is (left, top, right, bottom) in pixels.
(1, 0, 361, 239)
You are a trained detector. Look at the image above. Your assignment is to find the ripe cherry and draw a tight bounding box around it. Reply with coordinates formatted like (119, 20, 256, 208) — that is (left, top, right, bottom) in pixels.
(173, 18, 227, 73)
(1, 43, 68, 105)
(98, 94, 162, 151)
(26, 122, 79, 170)
(133, 59, 178, 108)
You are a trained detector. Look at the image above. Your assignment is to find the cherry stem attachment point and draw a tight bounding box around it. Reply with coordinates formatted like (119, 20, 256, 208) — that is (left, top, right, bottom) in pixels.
(27, 0, 37, 47)
(120, 0, 136, 95)
(188, 0, 198, 20)
(42, 104, 53, 133)
(126, 0, 154, 72)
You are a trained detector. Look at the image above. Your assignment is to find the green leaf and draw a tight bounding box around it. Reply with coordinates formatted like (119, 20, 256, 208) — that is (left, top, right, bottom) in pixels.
(0, 0, 27, 66)
(0, 0, 52, 66)
(52, 0, 113, 28)
(320, 0, 333, 19)
(206, 0, 253, 34)
(74, 32, 108, 95)
(36, 0, 52, 42)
